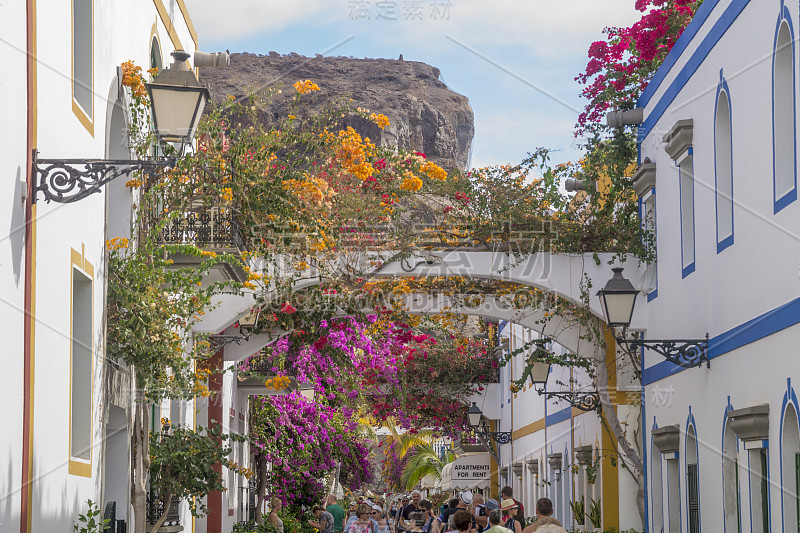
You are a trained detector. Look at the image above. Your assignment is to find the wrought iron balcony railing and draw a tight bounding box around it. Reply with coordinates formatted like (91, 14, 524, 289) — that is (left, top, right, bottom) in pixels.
(146, 490, 182, 528)
(149, 205, 246, 251)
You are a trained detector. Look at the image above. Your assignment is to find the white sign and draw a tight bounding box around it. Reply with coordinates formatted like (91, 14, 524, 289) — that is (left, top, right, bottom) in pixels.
(449, 454, 491, 489)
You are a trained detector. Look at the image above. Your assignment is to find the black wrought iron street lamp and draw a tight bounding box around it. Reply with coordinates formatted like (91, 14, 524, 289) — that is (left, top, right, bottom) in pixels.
(597, 267, 709, 368)
(32, 50, 209, 204)
(297, 383, 316, 402)
(526, 342, 600, 412)
(467, 402, 511, 444)
(209, 308, 262, 349)
(147, 50, 209, 146)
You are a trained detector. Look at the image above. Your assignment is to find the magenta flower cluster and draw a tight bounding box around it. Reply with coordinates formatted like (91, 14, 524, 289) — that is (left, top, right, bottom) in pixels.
(251, 391, 373, 507)
(245, 317, 495, 504)
(575, 0, 701, 133)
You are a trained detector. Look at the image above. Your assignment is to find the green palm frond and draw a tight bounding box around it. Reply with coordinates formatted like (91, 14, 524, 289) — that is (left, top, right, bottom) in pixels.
(401, 443, 454, 491)
(396, 431, 438, 458)
(380, 419, 438, 459)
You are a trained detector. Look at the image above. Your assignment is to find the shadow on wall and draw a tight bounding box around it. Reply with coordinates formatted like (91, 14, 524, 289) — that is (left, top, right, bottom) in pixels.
(0, 455, 20, 532)
(10, 166, 26, 285)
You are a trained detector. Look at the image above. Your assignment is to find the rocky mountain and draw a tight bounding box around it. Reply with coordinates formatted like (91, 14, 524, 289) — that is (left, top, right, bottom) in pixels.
(199, 52, 474, 171)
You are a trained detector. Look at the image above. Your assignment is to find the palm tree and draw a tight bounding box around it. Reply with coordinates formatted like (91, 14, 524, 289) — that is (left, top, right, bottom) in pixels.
(363, 415, 440, 458)
(401, 443, 454, 491)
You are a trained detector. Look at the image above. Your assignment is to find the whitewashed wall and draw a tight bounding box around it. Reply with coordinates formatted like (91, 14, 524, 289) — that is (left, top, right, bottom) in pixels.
(497, 323, 617, 530)
(0, 2, 32, 532)
(639, 1, 800, 532)
(0, 1, 198, 531)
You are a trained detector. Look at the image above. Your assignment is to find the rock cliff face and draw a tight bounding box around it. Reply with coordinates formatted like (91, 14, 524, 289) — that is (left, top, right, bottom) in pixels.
(199, 52, 474, 171)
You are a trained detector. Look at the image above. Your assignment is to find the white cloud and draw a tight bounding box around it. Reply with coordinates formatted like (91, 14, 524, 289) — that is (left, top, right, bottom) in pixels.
(470, 107, 583, 169)
(186, 0, 641, 58)
(184, 0, 338, 42)
(383, 0, 641, 59)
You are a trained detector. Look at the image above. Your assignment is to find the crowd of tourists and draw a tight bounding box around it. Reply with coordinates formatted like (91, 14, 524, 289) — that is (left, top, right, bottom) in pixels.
(286, 487, 566, 533)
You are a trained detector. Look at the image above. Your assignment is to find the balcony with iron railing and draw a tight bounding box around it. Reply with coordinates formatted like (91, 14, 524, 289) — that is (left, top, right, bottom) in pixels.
(143, 167, 249, 283)
(236, 350, 315, 398)
(146, 489, 183, 532)
(452, 432, 488, 455)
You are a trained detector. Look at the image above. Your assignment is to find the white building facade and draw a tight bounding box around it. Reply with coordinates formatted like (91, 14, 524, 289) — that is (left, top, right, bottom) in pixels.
(635, 0, 800, 532)
(1, 1, 200, 531)
(493, 321, 643, 532)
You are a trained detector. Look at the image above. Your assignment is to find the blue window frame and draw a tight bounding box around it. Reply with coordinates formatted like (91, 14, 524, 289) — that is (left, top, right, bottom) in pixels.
(773, 10, 797, 213)
(715, 72, 734, 253)
(678, 150, 696, 277)
(639, 189, 658, 299)
(686, 411, 702, 533)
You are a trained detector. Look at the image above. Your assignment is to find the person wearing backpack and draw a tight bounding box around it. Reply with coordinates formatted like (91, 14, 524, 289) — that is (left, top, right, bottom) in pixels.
(499, 500, 521, 533)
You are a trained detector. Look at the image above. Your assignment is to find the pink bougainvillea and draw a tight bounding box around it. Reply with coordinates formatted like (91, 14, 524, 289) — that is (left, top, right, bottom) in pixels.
(576, 0, 703, 135)
(250, 391, 373, 508)
(242, 316, 496, 504)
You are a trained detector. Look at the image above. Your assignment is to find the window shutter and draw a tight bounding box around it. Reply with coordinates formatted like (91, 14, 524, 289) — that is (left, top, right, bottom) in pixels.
(687, 464, 700, 533)
(795, 453, 800, 532)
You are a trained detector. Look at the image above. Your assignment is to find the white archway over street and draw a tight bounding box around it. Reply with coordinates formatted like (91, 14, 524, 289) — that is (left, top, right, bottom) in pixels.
(218, 291, 600, 365)
(193, 251, 649, 338)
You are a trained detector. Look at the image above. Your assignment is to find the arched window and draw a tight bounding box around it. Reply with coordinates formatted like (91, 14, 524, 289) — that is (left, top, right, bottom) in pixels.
(150, 36, 163, 71)
(71, 0, 93, 133)
(773, 16, 796, 212)
(781, 403, 800, 531)
(651, 429, 664, 533)
(714, 81, 733, 252)
(686, 424, 701, 533)
(723, 419, 741, 533)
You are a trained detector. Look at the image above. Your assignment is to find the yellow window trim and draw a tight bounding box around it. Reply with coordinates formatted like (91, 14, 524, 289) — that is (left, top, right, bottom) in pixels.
(69, 460, 92, 477)
(71, 0, 94, 136)
(175, 0, 199, 48)
(72, 100, 94, 136)
(152, 0, 198, 51)
(68, 245, 94, 477)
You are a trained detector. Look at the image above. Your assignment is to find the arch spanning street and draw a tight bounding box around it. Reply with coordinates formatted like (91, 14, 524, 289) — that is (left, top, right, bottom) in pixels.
(196, 251, 650, 346)
(221, 291, 598, 365)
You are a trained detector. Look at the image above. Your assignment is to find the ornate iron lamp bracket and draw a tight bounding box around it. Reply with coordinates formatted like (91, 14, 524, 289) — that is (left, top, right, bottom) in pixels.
(32, 149, 174, 204)
(617, 334, 709, 369)
(538, 390, 600, 412)
(208, 333, 251, 351)
(473, 427, 512, 445)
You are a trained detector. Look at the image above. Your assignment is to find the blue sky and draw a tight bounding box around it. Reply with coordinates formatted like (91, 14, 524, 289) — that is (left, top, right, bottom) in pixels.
(185, 0, 640, 169)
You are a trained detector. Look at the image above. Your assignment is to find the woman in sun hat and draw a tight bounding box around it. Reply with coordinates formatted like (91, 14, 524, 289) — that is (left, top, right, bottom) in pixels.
(499, 500, 521, 533)
(374, 504, 391, 533)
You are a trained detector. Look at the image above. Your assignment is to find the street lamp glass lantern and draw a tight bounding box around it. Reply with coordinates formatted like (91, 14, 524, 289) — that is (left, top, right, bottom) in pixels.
(529, 360, 551, 390)
(298, 384, 315, 402)
(597, 267, 640, 327)
(239, 309, 260, 330)
(146, 50, 210, 147)
(467, 402, 482, 428)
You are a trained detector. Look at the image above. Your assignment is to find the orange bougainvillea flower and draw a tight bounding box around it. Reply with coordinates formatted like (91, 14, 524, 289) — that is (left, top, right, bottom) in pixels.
(121, 60, 148, 100)
(293, 79, 320, 94)
(369, 112, 390, 129)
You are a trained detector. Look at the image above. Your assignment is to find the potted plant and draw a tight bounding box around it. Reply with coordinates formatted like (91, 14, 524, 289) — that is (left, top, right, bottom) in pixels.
(569, 500, 585, 526)
(587, 498, 601, 532)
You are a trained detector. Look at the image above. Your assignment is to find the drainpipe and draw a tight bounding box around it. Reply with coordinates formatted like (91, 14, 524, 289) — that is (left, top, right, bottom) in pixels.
(21, 0, 38, 531)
